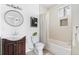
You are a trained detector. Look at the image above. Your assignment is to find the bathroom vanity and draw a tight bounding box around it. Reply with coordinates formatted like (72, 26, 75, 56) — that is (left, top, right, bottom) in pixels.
(2, 36, 26, 55)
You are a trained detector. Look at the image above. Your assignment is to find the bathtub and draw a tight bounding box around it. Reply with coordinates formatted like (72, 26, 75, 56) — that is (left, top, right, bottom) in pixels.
(46, 39, 71, 55)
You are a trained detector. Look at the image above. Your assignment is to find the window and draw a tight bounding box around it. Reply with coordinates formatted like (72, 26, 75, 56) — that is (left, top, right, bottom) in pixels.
(58, 5, 71, 18)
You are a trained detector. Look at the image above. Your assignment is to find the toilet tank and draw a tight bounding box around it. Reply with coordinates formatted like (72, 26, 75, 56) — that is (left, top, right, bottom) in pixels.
(31, 36, 39, 44)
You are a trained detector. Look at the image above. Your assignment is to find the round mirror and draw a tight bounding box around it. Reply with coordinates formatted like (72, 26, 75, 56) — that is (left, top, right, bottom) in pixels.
(4, 10, 24, 27)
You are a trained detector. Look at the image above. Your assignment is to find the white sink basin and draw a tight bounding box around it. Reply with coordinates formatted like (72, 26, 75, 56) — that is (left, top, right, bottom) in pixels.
(1, 34, 25, 41)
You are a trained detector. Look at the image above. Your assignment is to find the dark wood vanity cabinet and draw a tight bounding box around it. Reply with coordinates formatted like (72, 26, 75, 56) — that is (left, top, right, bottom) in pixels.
(2, 36, 26, 55)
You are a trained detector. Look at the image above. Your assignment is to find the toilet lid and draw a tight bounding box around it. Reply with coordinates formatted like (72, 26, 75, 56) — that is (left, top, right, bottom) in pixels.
(35, 42, 44, 47)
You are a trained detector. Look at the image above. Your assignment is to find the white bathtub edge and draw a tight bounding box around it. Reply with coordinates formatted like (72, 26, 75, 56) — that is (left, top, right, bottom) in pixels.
(46, 40, 71, 55)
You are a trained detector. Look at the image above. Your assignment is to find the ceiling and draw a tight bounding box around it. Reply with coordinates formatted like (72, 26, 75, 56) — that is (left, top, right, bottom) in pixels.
(39, 4, 57, 9)
(39, 4, 57, 14)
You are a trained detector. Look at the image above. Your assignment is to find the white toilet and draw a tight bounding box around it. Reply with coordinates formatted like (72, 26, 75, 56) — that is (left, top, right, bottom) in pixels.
(31, 36, 44, 55)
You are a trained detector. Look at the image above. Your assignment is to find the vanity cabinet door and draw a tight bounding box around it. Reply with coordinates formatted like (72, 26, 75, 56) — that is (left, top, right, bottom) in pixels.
(2, 39, 15, 55)
(2, 36, 26, 55)
(17, 41, 25, 55)
(16, 38, 25, 55)
(6, 43, 14, 55)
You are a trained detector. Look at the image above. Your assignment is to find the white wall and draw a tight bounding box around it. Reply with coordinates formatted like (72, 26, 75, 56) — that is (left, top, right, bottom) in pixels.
(0, 5, 1, 37)
(0, 4, 1, 53)
(48, 4, 72, 45)
(72, 4, 79, 54)
(0, 4, 39, 52)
